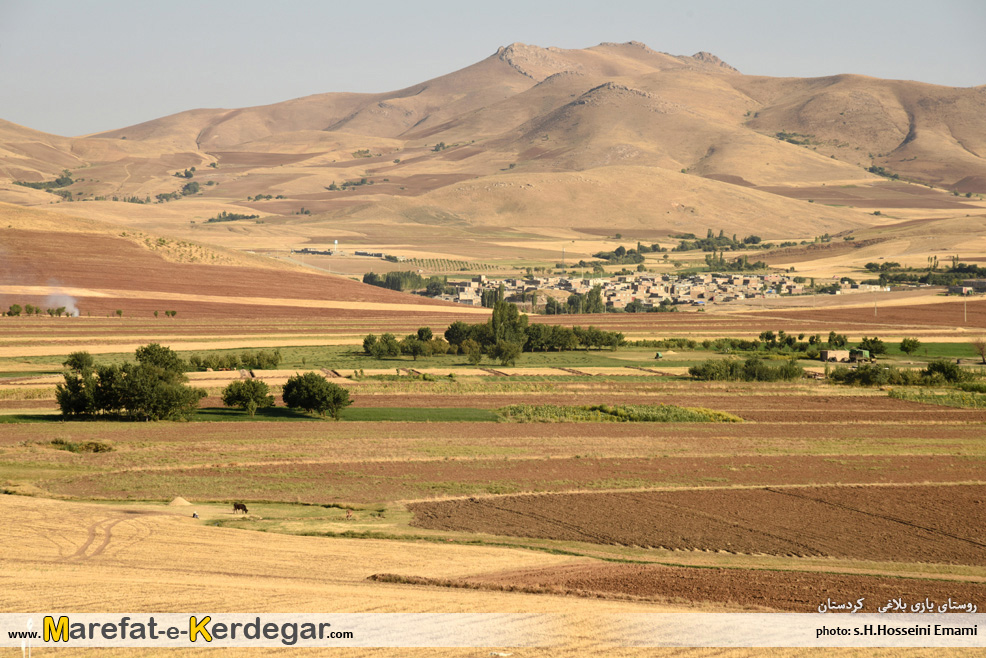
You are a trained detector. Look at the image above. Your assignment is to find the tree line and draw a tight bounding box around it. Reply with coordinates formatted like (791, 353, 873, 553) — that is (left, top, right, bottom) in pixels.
(362, 271, 448, 294)
(362, 301, 625, 366)
(57, 344, 349, 421)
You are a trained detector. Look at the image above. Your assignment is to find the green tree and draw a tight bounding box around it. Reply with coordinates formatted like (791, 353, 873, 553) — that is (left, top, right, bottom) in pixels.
(444, 321, 470, 346)
(222, 379, 274, 417)
(584, 285, 605, 313)
(135, 343, 185, 373)
(55, 370, 98, 417)
(899, 338, 922, 355)
(416, 327, 433, 342)
(489, 300, 527, 345)
(282, 372, 351, 418)
(370, 333, 401, 359)
(117, 361, 205, 421)
(400, 335, 427, 360)
(63, 351, 95, 373)
(857, 336, 886, 355)
(461, 339, 482, 365)
(7, 304, 22, 316)
(489, 340, 522, 366)
(362, 334, 378, 354)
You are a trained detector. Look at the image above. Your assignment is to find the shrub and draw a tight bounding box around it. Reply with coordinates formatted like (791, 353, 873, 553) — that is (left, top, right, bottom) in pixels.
(923, 359, 969, 384)
(51, 438, 113, 453)
(899, 338, 921, 355)
(282, 372, 351, 418)
(688, 356, 803, 382)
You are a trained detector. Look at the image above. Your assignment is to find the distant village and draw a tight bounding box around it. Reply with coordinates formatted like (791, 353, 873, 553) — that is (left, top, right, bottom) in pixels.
(442, 273, 889, 310)
(291, 247, 902, 311)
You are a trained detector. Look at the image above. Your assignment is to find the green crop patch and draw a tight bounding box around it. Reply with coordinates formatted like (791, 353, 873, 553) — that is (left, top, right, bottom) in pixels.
(496, 403, 742, 423)
(338, 407, 501, 422)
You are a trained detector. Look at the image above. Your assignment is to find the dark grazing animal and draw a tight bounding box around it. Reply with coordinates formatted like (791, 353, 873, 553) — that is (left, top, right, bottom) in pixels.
(232, 502, 248, 514)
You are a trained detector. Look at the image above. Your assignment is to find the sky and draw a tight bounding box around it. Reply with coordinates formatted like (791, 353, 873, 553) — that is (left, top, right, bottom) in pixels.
(2, 0, 984, 137)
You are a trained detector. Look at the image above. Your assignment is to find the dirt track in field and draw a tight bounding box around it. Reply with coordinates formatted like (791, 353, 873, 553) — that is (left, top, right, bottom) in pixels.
(425, 562, 986, 613)
(410, 484, 986, 565)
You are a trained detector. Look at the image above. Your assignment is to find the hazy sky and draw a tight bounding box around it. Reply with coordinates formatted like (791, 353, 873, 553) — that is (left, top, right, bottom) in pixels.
(2, 0, 984, 136)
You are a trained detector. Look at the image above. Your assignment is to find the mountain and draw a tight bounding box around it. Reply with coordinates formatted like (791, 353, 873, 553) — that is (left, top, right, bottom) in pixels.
(1, 41, 983, 267)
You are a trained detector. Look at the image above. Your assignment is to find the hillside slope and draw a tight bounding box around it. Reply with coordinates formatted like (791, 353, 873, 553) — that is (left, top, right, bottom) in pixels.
(1, 41, 984, 267)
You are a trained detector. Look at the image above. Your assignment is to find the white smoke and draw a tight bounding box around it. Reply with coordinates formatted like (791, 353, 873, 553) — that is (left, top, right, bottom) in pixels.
(45, 290, 80, 317)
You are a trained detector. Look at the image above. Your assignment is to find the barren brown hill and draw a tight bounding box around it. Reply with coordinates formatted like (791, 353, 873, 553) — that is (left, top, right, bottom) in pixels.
(1, 41, 984, 267)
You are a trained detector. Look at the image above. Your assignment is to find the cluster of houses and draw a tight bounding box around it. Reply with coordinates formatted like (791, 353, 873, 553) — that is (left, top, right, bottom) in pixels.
(442, 273, 888, 310)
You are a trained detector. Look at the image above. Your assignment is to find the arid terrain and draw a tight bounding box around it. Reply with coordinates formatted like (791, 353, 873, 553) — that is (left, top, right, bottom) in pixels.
(3, 39, 986, 657)
(1, 41, 984, 278)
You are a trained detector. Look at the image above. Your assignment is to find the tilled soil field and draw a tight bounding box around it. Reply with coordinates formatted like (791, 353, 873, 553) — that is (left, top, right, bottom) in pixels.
(47, 456, 986, 506)
(763, 299, 986, 330)
(410, 484, 986, 565)
(422, 563, 986, 613)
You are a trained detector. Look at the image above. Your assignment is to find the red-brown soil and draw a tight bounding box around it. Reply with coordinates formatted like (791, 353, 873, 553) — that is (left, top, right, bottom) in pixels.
(0, 228, 458, 305)
(0, 228, 486, 319)
(410, 484, 986, 565)
(760, 299, 986, 330)
(47, 455, 986, 506)
(412, 563, 986, 613)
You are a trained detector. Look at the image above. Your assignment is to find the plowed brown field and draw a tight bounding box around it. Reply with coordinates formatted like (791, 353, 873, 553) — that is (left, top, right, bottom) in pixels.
(431, 562, 986, 613)
(410, 484, 986, 565)
(761, 299, 986, 330)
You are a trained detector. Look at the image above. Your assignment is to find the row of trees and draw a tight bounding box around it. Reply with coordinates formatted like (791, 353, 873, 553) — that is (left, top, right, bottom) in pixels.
(591, 245, 645, 264)
(673, 229, 765, 252)
(5, 304, 73, 317)
(362, 271, 447, 294)
(188, 349, 282, 371)
(361, 302, 626, 366)
(57, 345, 351, 421)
